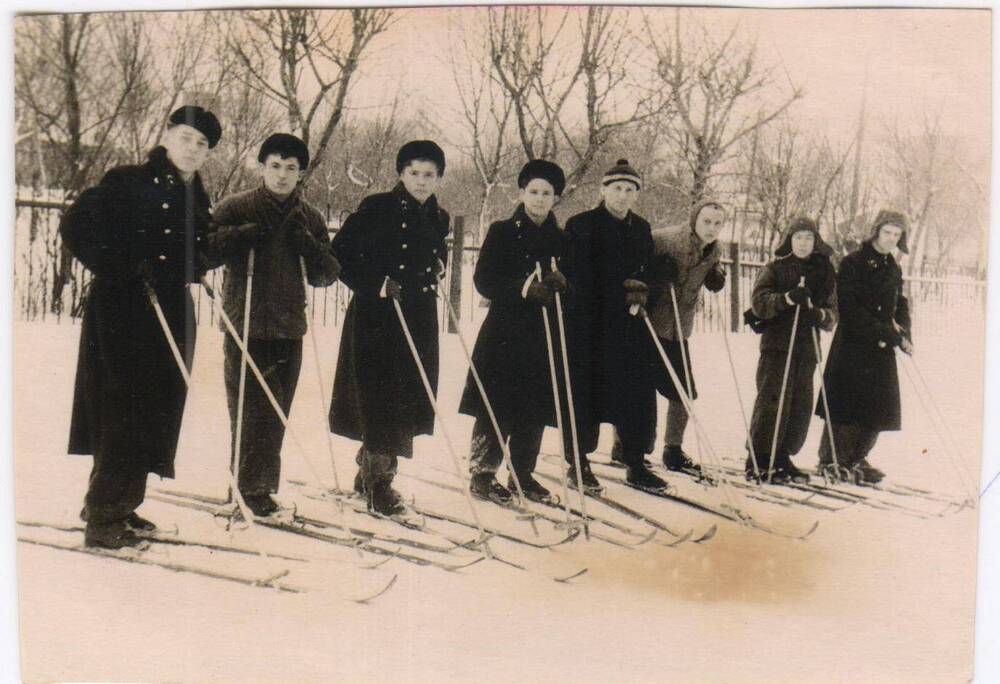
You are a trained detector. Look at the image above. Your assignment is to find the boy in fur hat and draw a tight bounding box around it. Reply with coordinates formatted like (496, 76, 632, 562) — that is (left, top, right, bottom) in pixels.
(563, 159, 669, 495)
(634, 199, 728, 479)
(208, 133, 341, 516)
(745, 217, 837, 484)
(815, 210, 912, 484)
(458, 159, 569, 505)
(329, 140, 450, 517)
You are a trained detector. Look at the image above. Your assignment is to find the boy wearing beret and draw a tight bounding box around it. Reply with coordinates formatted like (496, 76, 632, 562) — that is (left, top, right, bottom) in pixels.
(745, 217, 837, 484)
(61, 106, 223, 548)
(207, 133, 341, 516)
(458, 159, 569, 505)
(563, 159, 668, 495)
(329, 140, 450, 517)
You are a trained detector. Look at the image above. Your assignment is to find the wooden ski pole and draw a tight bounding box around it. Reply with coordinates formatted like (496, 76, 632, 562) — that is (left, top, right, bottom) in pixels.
(231, 249, 255, 509)
(668, 285, 706, 469)
(767, 278, 803, 482)
(804, 297, 845, 481)
(392, 299, 494, 557)
(550, 257, 589, 539)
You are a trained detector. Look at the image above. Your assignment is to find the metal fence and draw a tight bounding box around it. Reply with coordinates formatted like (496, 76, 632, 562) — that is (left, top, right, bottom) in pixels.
(14, 196, 987, 338)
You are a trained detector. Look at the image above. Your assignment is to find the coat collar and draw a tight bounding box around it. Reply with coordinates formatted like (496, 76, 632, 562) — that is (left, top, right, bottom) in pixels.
(596, 200, 632, 226)
(513, 203, 558, 232)
(392, 181, 439, 218)
(147, 146, 210, 205)
(861, 239, 896, 268)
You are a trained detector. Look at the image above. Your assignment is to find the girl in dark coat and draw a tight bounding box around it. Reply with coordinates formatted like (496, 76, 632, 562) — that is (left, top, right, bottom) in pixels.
(329, 141, 449, 516)
(816, 210, 913, 484)
(563, 159, 668, 495)
(458, 160, 569, 505)
(60, 106, 222, 549)
(745, 217, 837, 484)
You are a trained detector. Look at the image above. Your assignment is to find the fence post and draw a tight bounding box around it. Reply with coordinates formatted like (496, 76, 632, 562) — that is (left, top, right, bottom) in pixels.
(448, 216, 464, 334)
(729, 241, 741, 333)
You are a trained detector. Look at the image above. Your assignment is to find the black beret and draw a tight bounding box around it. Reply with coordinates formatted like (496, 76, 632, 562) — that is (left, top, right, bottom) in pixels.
(517, 159, 566, 196)
(168, 105, 222, 149)
(396, 140, 446, 175)
(258, 133, 310, 169)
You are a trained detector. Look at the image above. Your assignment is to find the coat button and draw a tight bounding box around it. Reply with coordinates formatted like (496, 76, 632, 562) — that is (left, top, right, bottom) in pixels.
(425, 266, 432, 273)
(154, 177, 160, 185)
(399, 264, 405, 270)
(402, 244, 408, 249)
(164, 229, 172, 234)
(162, 202, 169, 210)
(422, 286, 429, 292)
(158, 255, 167, 261)
(401, 222, 407, 229)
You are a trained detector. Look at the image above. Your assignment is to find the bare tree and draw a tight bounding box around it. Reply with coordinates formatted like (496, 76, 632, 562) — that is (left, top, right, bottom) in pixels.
(644, 9, 803, 204)
(225, 8, 393, 182)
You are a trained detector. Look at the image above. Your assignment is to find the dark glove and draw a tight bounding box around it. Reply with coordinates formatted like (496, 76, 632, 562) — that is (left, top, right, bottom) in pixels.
(743, 308, 767, 334)
(542, 270, 569, 294)
(623, 279, 649, 307)
(134, 259, 155, 286)
(309, 250, 341, 284)
(787, 285, 812, 307)
(650, 253, 679, 284)
(800, 307, 826, 328)
(383, 278, 402, 301)
(526, 280, 554, 307)
(287, 221, 323, 259)
(704, 264, 726, 292)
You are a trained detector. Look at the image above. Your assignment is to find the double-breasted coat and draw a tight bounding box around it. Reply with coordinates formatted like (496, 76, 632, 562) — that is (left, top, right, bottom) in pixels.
(329, 183, 449, 455)
(563, 202, 656, 453)
(816, 241, 912, 432)
(457, 205, 568, 429)
(61, 146, 216, 477)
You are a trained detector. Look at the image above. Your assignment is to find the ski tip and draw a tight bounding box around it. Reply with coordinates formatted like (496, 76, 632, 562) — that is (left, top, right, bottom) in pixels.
(554, 567, 588, 583)
(665, 529, 693, 547)
(364, 548, 400, 570)
(631, 527, 658, 546)
(353, 573, 398, 604)
(798, 520, 820, 540)
(694, 524, 718, 543)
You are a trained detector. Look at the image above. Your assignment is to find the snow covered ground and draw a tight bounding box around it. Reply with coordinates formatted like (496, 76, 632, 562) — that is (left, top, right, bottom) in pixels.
(12, 308, 985, 683)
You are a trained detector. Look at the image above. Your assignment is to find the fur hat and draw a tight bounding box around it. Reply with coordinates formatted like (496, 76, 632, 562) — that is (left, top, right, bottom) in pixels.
(168, 105, 222, 149)
(396, 140, 446, 175)
(689, 198, 726, 233)
(258, 133, 309, 170)
(517, 159, 566, 196)
(774, 216, 833, 257)
(602, 158, 641, 191)
(870, 209, 909, 254)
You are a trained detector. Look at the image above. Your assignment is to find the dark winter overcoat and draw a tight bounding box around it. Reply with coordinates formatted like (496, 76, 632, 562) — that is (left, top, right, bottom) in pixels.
(751, 252, 838, 355)
(563, 202, 656, 448)
(61, 146, 216, 477)
(458, 205, 568, 429)
(816, 241, 912, 431)
(328, 183, 449, 453)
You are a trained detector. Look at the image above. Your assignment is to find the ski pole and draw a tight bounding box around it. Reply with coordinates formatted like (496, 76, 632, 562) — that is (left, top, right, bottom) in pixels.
(551, 257, 590, 540)
(230, 249, 257, 514)
(767, 278, 803, 482)
(433, 273, 540, 535)
(144, 281, 275, 549)
(392, 298, 494, 557)
(668, 285, 706, 470)
(639, 310, 741, 512)
(719, 311, 761, 481)
(199, 277, 335, 504)
(301, 257, 343, 495)
(535, 263, 575, 528)
(804, 297, 845, 481)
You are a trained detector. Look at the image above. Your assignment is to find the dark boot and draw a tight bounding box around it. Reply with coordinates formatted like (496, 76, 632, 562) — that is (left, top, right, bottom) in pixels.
(611, 439, 652, 468)
(509, 473, 555, 505)
(781, 458, 811, 484)
(124, 512, 156, 532)
(84, 520, 146, 550)
(470, 472, 513, 505)
(626, 465, 669, 493)
(244, 494, 280, 517)
(363, 450, 405, 516)
(853, 459, 885, 485)
(663, 445, 703, 478)
(567, 460, 603, 494)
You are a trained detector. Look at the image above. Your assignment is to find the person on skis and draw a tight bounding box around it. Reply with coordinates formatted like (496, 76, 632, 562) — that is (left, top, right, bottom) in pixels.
(207, 133, 341, 517)
(815, 210, 913, 485)
(458, 159, 569, 506)
(329, 140, 450, 517)
(744, 217, 837, 484)
(60, 105, 223, 549)
(563, 159, 669, 495)
(638, 198, 727, 478)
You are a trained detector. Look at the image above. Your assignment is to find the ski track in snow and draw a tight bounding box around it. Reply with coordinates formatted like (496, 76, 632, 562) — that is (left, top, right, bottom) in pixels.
(12, 313, 983, 683)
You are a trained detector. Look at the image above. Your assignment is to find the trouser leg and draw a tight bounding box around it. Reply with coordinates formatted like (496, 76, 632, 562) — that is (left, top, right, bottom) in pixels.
(509, 422, 546, 479)
(781, 355, 816, 459)
(83, 453, 148, 524)
(664, 400, 689, 448)
(469, 414, 504, 476)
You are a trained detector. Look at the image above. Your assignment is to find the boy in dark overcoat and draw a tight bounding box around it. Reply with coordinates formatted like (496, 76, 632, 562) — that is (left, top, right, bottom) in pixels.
(564, 159, 668, 495)
(329, 140, 450, 516)
(60, 105, 223, 548)
(458, 159, 569, 505)
(745, 217, 837, 484)
(816, 210, 913, 484)
(207, 133, 340, 516)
